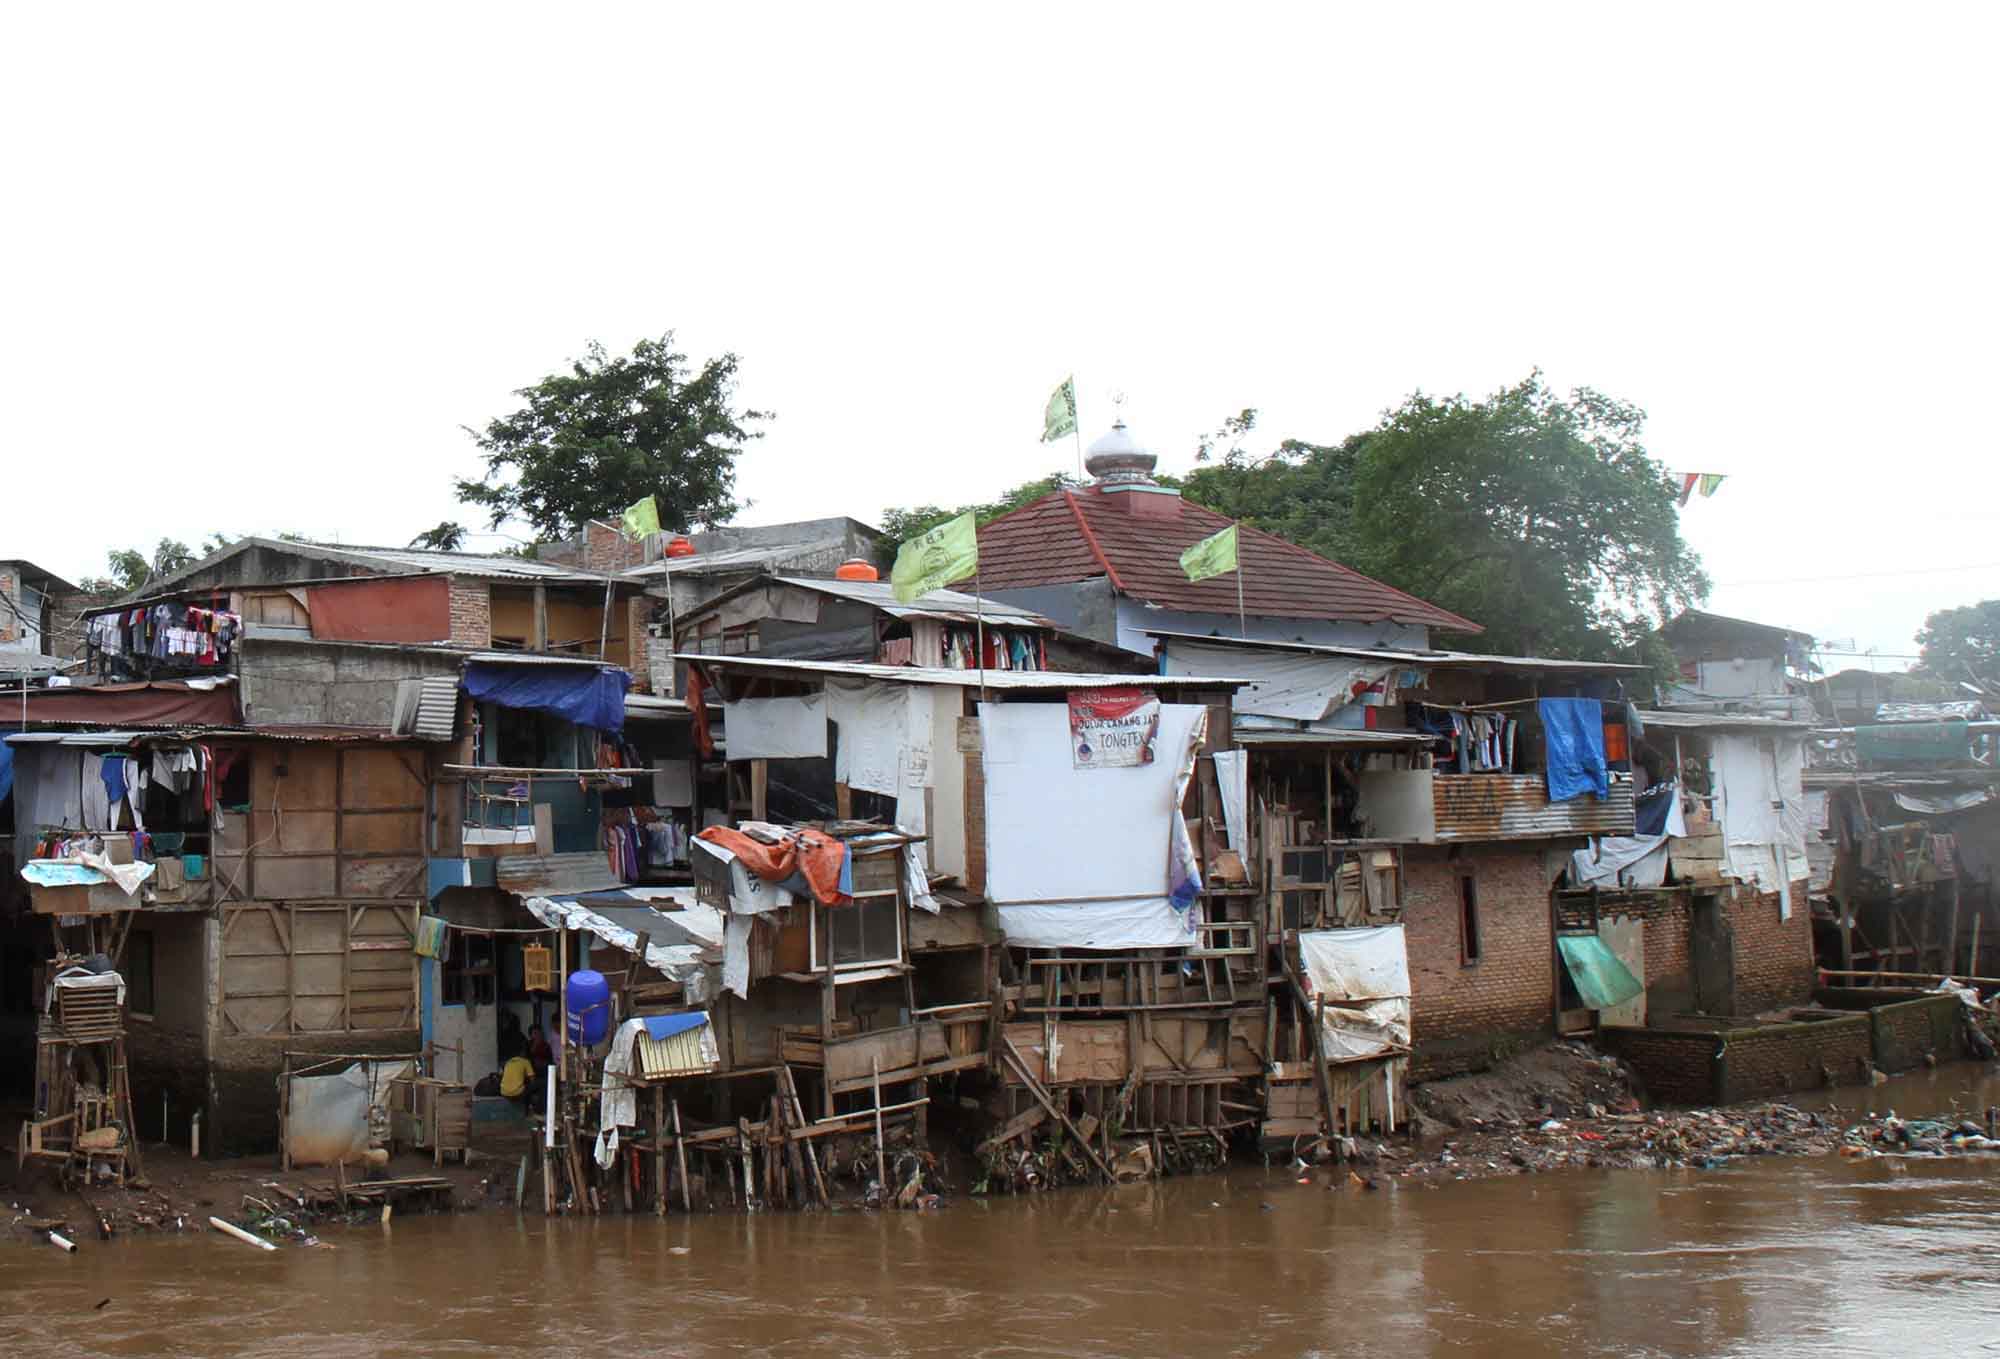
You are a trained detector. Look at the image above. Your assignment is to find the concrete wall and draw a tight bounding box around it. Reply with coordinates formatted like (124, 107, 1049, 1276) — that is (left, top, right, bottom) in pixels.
(237, 637, 465, 728)
(1404, 843, 1558, 1079)
(124, 912, 209, 1146)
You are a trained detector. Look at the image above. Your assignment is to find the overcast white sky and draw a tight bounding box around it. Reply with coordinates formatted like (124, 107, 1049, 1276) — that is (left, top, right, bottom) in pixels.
(5, 4, 1994, 667)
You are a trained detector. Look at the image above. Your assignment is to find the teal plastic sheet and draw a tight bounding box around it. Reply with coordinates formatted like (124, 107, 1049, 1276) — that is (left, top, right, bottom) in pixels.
(1557, 934, 1643, 1011)
(1856, 720, 1969, 765)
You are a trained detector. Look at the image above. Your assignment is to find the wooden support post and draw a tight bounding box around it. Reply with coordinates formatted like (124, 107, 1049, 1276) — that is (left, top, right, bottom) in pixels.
(672, 1098, 692, 1214)
(737, 1119, 756, 1211)
(780, 1065, 829, 1209)
(654, 1085, 667, 1218)
(871, 1058, 889, 1200)
(998, 1037, 1115, 1183)
(751, 760, 769, 822)
(1947, 877, 1963, 977)
(1972, 913, 1984, 981)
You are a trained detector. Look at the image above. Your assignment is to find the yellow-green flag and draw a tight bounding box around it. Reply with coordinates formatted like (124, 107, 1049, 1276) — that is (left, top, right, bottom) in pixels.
(1042, 376, 1077, 443)
(1179, 524, 1238, 582)
(891, 511, 979, 604)
(621, 495, 661, 540)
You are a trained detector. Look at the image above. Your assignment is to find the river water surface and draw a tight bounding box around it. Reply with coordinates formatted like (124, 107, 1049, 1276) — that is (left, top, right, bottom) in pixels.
(6, 1069, 2000, 1358)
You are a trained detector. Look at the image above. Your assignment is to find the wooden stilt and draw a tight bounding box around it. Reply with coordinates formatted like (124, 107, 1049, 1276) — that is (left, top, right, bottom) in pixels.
(654, 1086, 668, 1217)
(672, 1099, 692, 1213)
(871, 1058, 888, 1200)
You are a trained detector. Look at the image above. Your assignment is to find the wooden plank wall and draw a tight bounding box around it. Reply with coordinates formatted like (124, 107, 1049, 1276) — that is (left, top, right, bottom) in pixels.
(216, 743, 424, 1037)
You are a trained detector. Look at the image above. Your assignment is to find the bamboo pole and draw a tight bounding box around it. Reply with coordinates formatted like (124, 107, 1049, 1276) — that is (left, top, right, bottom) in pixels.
(1819, 968, 2000, 986)
(871, 1058, 889, 1201)
(672, 1098, 692, 1214)
(210, 1217, 276, 1251)
(654, 1086, 667, 1218)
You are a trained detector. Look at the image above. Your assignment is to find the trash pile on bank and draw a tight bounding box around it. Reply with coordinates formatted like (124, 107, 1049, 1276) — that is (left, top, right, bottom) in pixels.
(1380, 1100, 2000, 1182)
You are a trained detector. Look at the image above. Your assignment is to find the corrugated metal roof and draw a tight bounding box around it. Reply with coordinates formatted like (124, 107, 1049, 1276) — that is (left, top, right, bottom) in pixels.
(623, 541, 848, 579)
(466, 651, 628, 669)
(1433, 774, 1635, 841)
(1149, 631, 1648, 674)
(308, 543, 603, 582)
(683, 654, 1249, 691)
(410, 675, 458, 740)
(1638, 710, 1818, 732)
(768, 575, 1054, 626)
(1233, 729, 1432, 748)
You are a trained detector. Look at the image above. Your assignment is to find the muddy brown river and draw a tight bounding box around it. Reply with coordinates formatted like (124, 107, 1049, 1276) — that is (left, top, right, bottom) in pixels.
(6, 1067, 1999, 1358)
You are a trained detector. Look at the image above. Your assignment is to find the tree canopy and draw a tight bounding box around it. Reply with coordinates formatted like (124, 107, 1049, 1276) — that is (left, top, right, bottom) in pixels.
(452, 333, 768, 541)
(878, 470, 1089, 546)
(1181, 374, 1708, 658)
(77, 539, 199, 595)
(1915, 599, 2000, 685)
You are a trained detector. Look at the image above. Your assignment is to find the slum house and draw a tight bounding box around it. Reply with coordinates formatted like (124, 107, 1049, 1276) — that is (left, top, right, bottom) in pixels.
(1152, 631, 1653, 1092)
(0, 559, 76, 662)
(664, 659, 1264, 1199)
(525, 653, 1260, 1206)
(1804, 694, 2000, 987)
(1657, 609, 1819, 721)
(669, 570, 1133, 676)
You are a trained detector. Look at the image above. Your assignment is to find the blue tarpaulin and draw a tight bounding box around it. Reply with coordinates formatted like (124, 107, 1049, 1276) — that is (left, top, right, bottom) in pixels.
(1539, 697, 1608, 803)
(0, 736, 11, 807)
(462, 662, 630, 735)
(642, 1012, 709, 1040)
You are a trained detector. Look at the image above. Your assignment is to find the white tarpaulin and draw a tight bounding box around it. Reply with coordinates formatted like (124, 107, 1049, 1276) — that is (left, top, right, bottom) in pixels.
(1713, 733, 1809, 897)
(981, 699, 1208, 950)
(284, 1059, 413, 1167)
(721, 693, 827, 760)
(1572, 792, 1687, 889)
(827, 681, 908, 796)
(523, 895, 714, 1003)
(1299, 926, 1412, 1063)
(1213, 749, 1248, 858)
(1163, 639, 1393, 722)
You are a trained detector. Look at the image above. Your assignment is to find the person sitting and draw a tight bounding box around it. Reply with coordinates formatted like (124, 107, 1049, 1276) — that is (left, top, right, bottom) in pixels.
(500, 1053, 536, 1111)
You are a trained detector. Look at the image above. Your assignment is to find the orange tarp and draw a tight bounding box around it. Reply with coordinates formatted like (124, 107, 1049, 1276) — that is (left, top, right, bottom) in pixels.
(697, 825, 850, 905)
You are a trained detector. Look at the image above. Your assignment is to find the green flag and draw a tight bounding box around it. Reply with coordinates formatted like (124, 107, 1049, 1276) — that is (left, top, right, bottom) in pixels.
(891, 511, 979, 604)
(621, 495, 661, 540)
(1042, 376, 1077, 443)
(1179, 524, 1238, 582)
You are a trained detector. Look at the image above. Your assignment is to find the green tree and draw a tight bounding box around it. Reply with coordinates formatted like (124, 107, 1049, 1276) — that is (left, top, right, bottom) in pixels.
(878, 470, 1089, 546)
(409, 522, 468, 551)
(1181, 374, 1708, 658)
(77, 539, 197, 595)
(1915, 600, 2000, 684)
(454, 333, 769, 539)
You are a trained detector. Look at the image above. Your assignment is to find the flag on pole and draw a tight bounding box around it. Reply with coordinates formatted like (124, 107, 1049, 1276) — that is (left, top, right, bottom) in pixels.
(1042, 376, 1077, 443)
(620, 494, 661, 540)
(1179, 525, 1239, 582)
(891, 511, 979, 603)
(1698, 473, 1726, 498)
(1678, 473, 1698, 508)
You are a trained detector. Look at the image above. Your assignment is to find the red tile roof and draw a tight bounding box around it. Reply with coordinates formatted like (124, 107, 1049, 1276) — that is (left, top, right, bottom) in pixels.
(962, 487, 1481, 634)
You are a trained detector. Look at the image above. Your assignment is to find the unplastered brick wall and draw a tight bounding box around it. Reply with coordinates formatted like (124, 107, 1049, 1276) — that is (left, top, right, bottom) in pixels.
(1716, 1014, 1870, 1102)
(0, 567, 19, 643)
(583, 521, 648, 575)
(1404, 844, 1555, 1079)
(1599, 1026, 1719, 1105)
(448, 578, 491, 649)
(1731, 882, 1815, 1013)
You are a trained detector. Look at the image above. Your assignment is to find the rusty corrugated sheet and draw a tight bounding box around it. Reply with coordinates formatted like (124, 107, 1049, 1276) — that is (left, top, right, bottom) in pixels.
(1432, 774, 1634, 841)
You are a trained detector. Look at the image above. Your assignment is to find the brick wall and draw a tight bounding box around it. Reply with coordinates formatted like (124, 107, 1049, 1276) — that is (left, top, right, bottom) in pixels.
(1731, 881, 1815, 1013)
(626, 594, 650, 690)
(1716, 1014, 1870, 1102)
(1600, 1025, 1720, 1105)
(1868, 994, 1963, 1071)
(0, 567, 17, 643)
(582, 521, 648, 575)
(448, 578, 491, 650)
(1404, 844, 1555, 1079)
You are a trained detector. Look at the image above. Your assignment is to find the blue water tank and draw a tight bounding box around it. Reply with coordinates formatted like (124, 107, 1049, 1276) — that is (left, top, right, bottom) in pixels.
(565, 970, 611, 1046)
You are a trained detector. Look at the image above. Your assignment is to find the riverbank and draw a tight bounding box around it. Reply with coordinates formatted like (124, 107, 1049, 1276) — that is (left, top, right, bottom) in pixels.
(11, 1042, 1999, 1246)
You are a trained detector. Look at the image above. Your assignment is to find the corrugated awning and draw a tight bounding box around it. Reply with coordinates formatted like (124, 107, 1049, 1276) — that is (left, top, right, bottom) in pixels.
(1557, 934, 1643, 1011)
